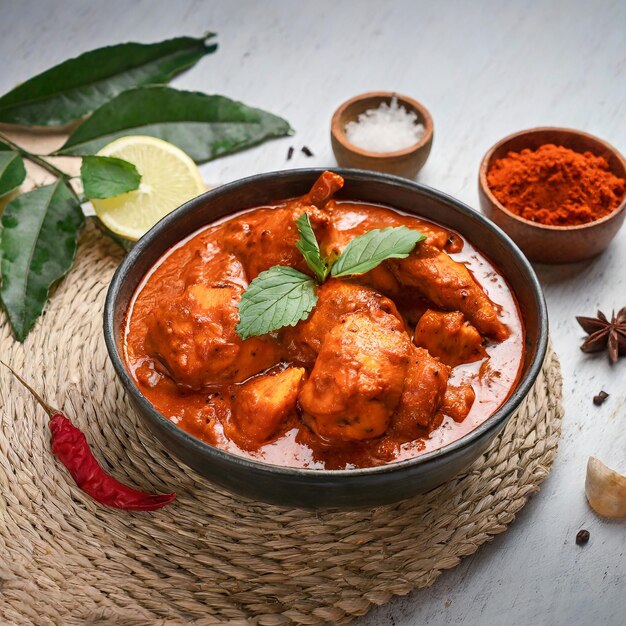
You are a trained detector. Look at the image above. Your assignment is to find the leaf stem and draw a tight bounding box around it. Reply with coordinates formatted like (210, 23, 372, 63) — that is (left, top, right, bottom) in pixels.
(0, 131, 69, 180)
(27, 153, 70, 180)
(0, 360, 60, 417)
(0, 131, 84, 204)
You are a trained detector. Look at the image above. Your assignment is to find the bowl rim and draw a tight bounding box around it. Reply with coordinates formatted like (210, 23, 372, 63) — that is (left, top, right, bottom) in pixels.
(331, 91, 434, 159)
(479, 126, 626, 232)
(104, 167, 548, 479)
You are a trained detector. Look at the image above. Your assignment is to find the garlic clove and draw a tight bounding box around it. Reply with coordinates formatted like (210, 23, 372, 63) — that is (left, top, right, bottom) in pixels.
(585, 456, 626, 519)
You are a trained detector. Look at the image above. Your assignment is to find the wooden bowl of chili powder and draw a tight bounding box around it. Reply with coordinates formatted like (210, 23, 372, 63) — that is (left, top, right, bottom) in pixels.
(479, 127, 626, 263)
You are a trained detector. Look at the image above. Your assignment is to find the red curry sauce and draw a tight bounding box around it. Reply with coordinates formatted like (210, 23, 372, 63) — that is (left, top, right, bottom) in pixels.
(123, 173, 524, 469)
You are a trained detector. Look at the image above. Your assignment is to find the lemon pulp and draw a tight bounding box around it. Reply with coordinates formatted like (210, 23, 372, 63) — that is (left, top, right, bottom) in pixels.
(90, 135, 205, 241)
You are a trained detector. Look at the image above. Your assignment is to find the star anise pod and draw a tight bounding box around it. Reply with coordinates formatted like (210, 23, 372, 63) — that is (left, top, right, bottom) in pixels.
(576, 307, 626, 364)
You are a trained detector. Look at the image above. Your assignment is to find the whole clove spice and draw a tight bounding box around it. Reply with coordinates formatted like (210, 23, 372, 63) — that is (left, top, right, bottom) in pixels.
(301, 145, 314, 157)
(575, 529, 590, 545)
(593, 390, 609, 406)
(287, 146, 294, 160)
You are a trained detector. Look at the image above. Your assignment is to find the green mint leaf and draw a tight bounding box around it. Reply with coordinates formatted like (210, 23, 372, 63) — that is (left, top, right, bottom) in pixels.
(0, 142, 26, 197)
(57, 86, 293, 164)
(0, 181, 84, 341)
(331, 226, 425, 278)
(236, 266, 317, 340)
(81, 155, 141, 199)
(0, 34, 217, 126)
(295, 213, 329, 282)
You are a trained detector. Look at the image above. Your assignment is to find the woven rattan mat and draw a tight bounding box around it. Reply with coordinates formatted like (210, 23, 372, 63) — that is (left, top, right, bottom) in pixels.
(0, 224, 563, 626)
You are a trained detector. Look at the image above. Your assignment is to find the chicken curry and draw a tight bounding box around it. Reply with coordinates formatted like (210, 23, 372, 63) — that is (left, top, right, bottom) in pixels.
(123, 172, 524, 469)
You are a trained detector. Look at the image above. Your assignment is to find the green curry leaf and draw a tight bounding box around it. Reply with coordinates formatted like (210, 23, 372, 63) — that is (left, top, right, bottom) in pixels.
(295, 213, 329, 282)
(331, 226, 425, 277)
(57, 86, 293, 163)
(0, 181, 84, 341)
(81, 155, 141, 199)
(236, 266, 317, 340)
(0, 142, 26, 197)
(0, 34, 218, 126)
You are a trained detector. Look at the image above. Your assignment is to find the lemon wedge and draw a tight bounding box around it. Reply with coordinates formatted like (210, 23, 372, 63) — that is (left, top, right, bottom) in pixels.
(90, 136, 205, 241)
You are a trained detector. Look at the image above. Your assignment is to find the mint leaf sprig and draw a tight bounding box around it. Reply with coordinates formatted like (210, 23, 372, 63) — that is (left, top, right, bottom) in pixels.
(81, 156, 141, 199)
(295, 213, 331, 282)
(330, 226, 426, 277)
(236, 217, 425, 339)
(236, 266, 318, 341)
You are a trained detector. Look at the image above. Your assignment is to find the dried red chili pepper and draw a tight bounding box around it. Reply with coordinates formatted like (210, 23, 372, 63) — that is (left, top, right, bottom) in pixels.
(1, 361, 175, 511)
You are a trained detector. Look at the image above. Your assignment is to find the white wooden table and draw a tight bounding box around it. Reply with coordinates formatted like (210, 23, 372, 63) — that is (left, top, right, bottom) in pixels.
(2, 1, 624, 624)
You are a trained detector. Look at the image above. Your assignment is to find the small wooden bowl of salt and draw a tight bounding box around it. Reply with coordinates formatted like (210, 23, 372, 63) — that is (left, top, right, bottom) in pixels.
(331, 91, 433, 179)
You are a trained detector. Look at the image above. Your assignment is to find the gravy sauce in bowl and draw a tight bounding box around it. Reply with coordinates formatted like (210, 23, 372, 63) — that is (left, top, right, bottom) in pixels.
(105, 169, 545, 507)
(123, 172, 524, 470)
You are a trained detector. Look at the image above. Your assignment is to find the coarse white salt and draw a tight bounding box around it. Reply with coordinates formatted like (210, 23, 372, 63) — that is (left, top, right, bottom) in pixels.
(345, 96, 425, 153)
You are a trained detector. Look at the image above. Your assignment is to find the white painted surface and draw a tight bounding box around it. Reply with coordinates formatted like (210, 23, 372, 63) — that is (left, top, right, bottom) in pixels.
(1, 1, 624, 624)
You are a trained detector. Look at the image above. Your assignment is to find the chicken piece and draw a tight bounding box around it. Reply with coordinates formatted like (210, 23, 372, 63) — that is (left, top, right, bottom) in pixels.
(389, 244, 510, 341)
(359, 264, 402, 295)
(219, 204, 329, 279)
(145, 283, 281, 389)
(229, 367, 306, 449)
(219, 172, 342, 280)
(281, 280, 405, 365)
(414, 310, 487, 367)
(391, 347, 450, 438)
(320, 203, 463, 257)
(319, 205, 462, 306)
(299, 313, 411, 442)
(348, 267, 433, 326)
(441, 384, 475, 422)
(305, 170, 344, 208)
(182, 248, 248, 290)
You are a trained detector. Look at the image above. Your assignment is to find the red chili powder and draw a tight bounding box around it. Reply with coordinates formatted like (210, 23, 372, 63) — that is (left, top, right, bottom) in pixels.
(487, 144, 625, 226)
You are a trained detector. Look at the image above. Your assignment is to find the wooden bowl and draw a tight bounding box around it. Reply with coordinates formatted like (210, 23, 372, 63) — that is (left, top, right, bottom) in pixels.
(479, 127, 626, 264)
(331, 92, 433, 179)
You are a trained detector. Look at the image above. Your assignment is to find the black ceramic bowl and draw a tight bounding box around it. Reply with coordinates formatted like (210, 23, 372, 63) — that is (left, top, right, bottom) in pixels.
(104, 168, 548, 509)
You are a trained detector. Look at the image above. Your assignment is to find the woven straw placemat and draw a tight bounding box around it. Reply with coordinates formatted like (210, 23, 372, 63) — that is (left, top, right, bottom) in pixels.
(0, 224, 562, 626)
